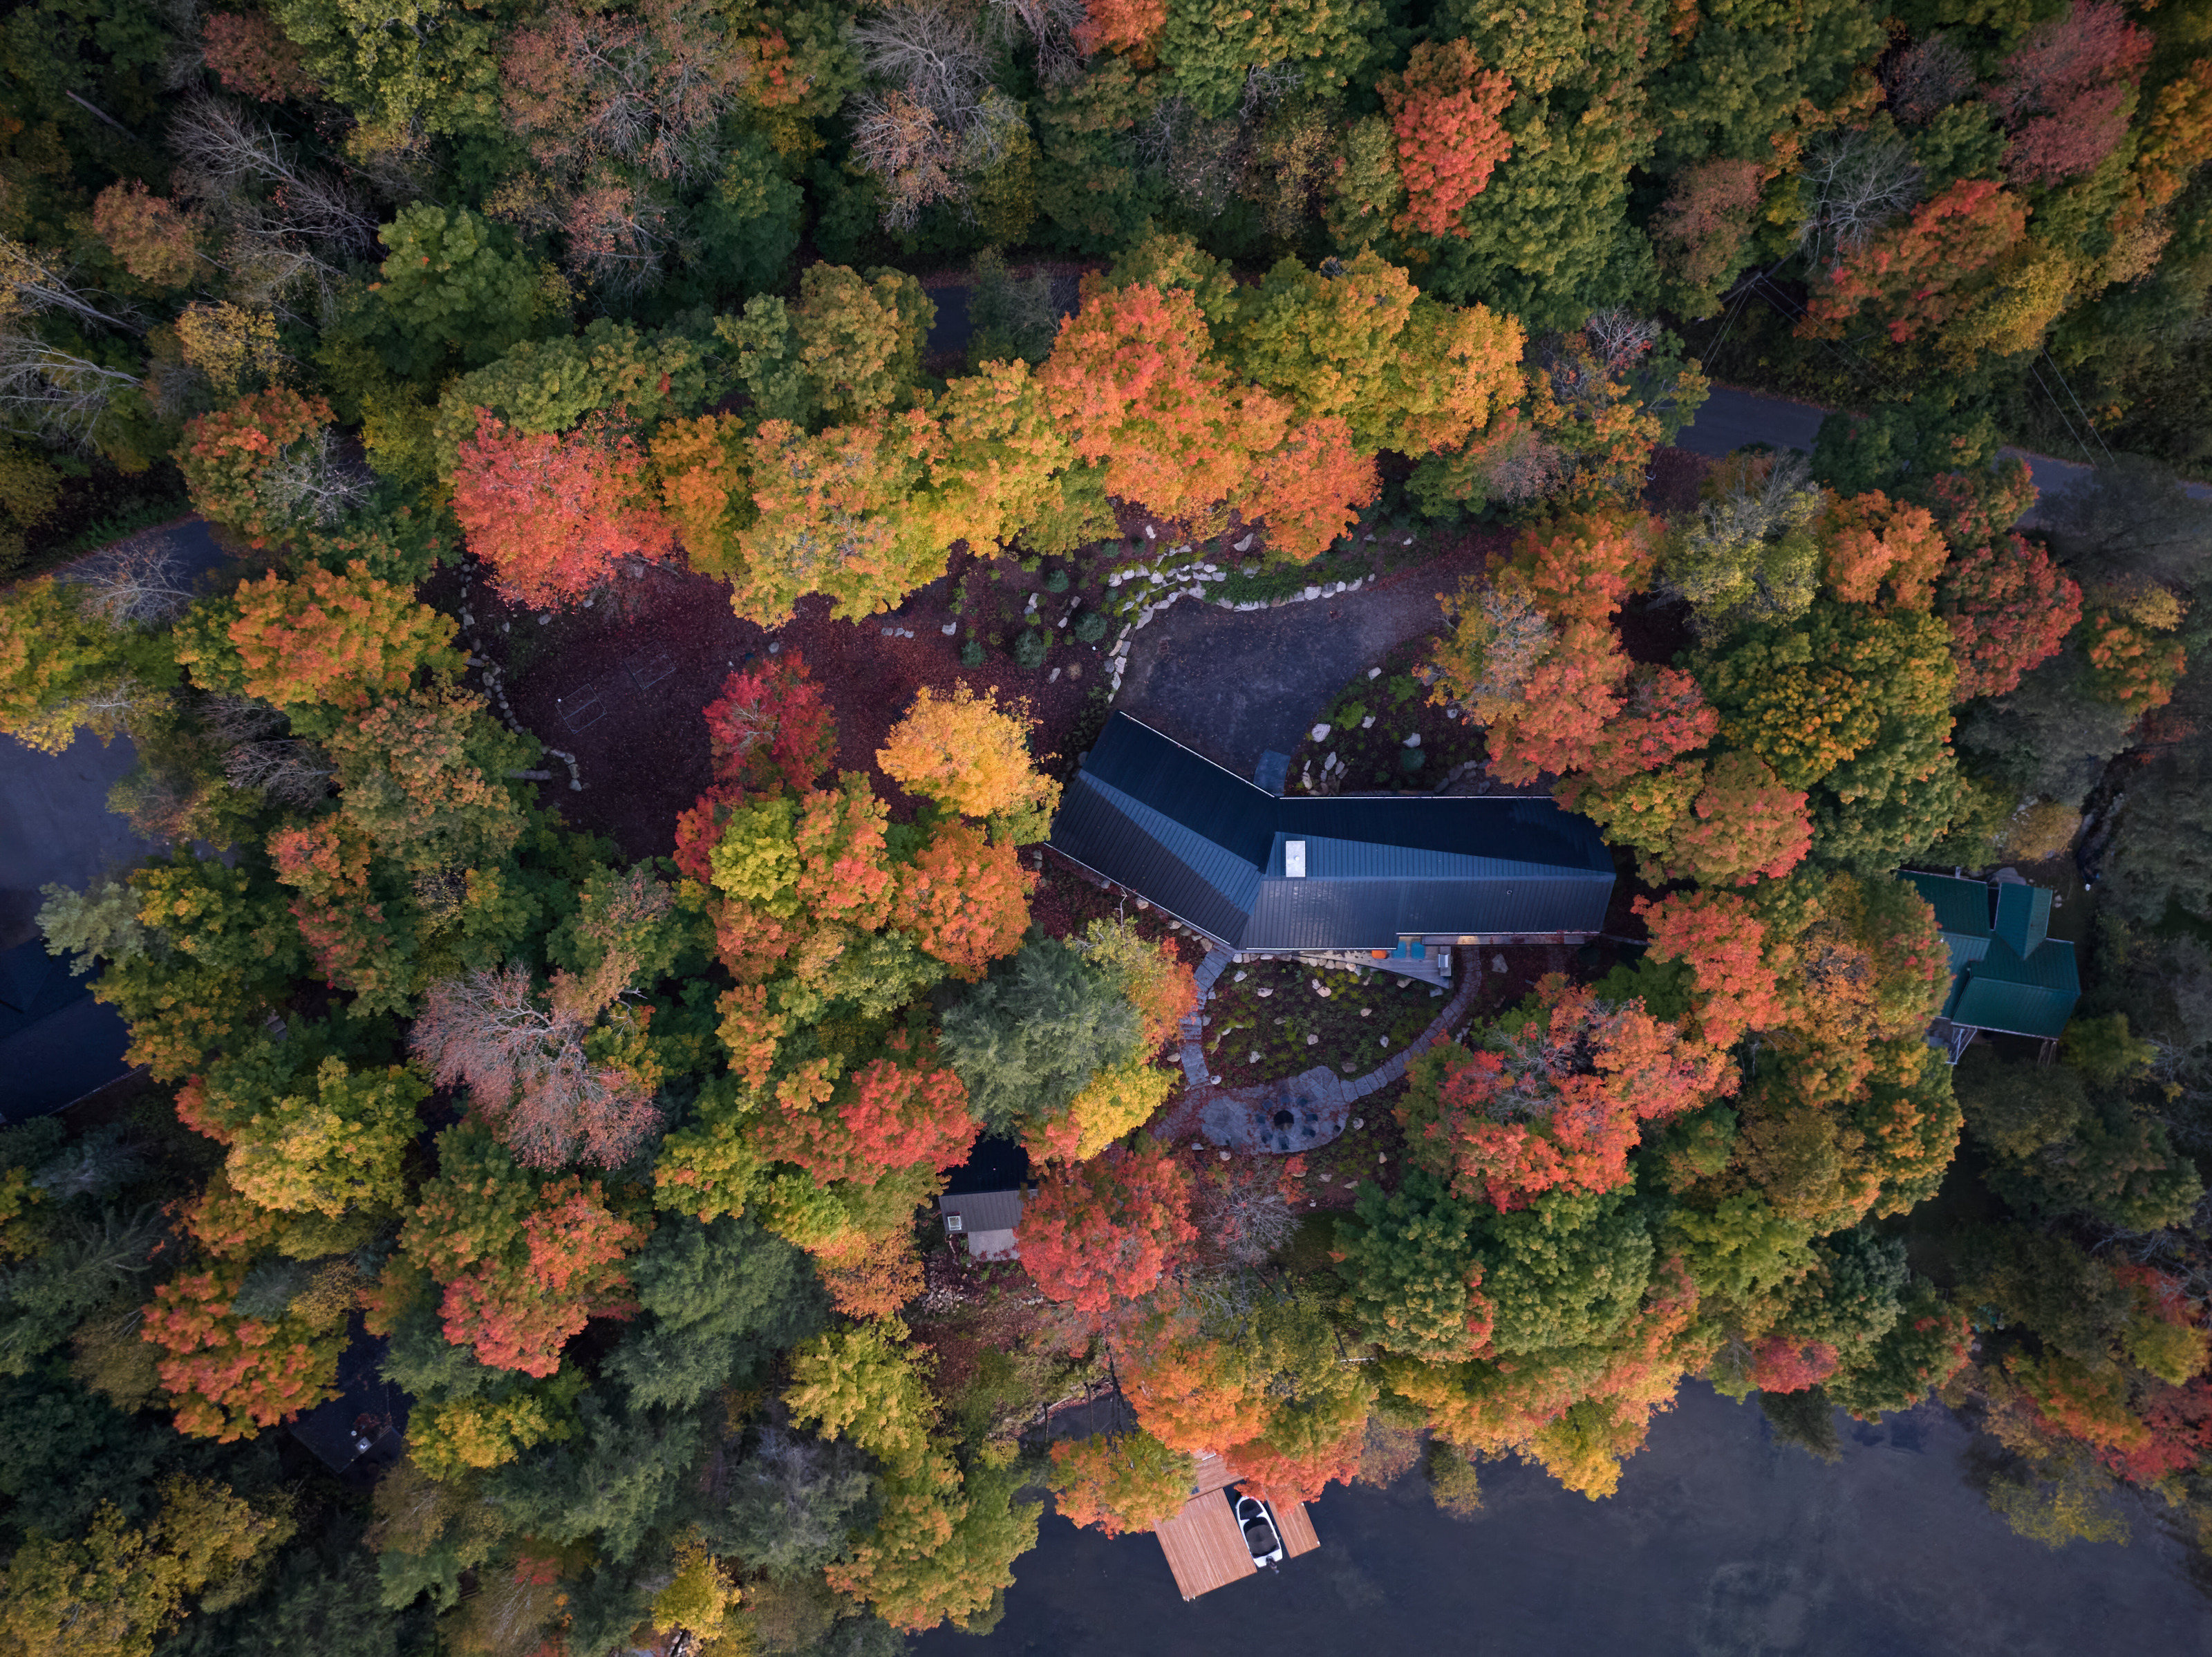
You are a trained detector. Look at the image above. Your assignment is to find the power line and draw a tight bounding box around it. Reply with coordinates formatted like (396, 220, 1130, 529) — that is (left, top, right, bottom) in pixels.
(2041, 347, 2117, 465)
(2026, 355, 2097, 465)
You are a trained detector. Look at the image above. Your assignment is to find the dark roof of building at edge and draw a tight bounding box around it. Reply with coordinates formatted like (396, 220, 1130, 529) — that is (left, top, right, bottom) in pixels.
(1047, 712, 1617, 952)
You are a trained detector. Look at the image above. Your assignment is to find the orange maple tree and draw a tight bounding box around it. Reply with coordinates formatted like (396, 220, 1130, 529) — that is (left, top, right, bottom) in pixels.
(888, 822, 1034, 981)
(401, 1122, 645, 1376)
(1238, 415, 1380, 563)
(1379, 39, 1515, 238)
(1633, 890, 1786, 1050)
(215, 559, 459, 711)
(1801, 179, 2027, 346)
(753, 1036, 979, 1185)
(1038, 281, 1274, 525)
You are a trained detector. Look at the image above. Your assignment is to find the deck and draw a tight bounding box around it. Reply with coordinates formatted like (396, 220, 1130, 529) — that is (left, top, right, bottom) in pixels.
(1152, 1454, 1320, 1601)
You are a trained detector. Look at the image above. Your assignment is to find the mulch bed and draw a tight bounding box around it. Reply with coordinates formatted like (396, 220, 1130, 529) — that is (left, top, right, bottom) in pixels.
(470, 556, 1103, 861)
(1280, 633, 1490, 792)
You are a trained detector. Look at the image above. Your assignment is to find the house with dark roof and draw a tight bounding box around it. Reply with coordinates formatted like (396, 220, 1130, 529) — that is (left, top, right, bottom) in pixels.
(1905, 869, 2081, 1063)
(1049, 714, 1616, 978)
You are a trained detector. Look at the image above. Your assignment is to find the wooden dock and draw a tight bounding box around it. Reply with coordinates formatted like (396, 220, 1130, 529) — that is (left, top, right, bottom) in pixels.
(1152, 1454, 1320, 1601)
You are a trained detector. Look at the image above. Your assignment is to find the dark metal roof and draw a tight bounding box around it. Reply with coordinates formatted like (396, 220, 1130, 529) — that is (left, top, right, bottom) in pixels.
(1051, 715, 1615, 949)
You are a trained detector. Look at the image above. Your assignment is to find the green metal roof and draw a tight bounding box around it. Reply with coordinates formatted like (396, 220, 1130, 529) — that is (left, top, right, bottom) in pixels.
(1994, 881, 2052, 957)
(1909, 870, 2079, 1039)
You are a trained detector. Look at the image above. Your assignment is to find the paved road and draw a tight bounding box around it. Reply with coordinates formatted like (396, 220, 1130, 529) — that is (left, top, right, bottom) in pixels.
(1679, 384, 2212, 512)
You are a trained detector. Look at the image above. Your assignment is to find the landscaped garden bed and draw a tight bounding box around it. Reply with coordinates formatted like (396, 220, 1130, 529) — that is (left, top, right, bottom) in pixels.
(1200, 957, 1448, 1089)
(1281, 635, 1490, 794)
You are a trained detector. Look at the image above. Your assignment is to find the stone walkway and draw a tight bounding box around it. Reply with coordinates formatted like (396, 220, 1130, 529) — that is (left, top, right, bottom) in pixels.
(1169, 952, 1485, 1154)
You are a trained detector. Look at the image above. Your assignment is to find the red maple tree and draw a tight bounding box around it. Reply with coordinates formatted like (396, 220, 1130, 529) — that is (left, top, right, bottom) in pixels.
(405, 1125, 645, 1377)
(268, 817, 408, 1007)
(450, 409, 676, 610)
(1937, 531, 2083, 699)
(1747, 1333, 1841, 1394)
(702, 651, 838, 794)
(1020, 1143, 1195, 1316)
(1991, 1, 2153, 185)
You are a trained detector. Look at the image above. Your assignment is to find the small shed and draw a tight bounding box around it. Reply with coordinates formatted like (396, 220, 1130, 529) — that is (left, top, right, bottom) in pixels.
(938, 1188, 1024, 1260)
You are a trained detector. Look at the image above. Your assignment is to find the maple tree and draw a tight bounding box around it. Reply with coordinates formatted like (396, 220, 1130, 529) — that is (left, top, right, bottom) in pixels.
(2078, 585, 2189, 715)
(702, 650, 838, 794)
(1819, 492, 1951, 610)
(1990, 1, 2153, 185)
(1401, 977, 1727, 1210)
(325, 686, 535, 874)
(1650, 158, 1765, 308)
(400, 1121, 646, 1376)
(450, 408, 677, 609)
(200, 10, 317, 101)
(1938, 530, 2083, 700)
(0, 1479, 294, 1657)
(753, 1036, 979, 1187)
(1038, 280, 1270, 527)
(889, 821, 1035, 981)
(1020, 1143, 1195, 1314)
(1075, 0, 1166, 55)
(731, 412, 954, 626)
(1801, 180, 2028, 349)
(0, 573, 183, 754)
(877, 682, 1061, 826)
(91, 182, 198, 287)
(180, 559, 460, 720)
(1379, 39, 1515, 238)
(141, 1193, 353, 1441)
(176, 391, 339, 544)
(1239, 415, 1380, 563)
(1633, 890, 1787, 1051)
(184, 1045, 427, 1220)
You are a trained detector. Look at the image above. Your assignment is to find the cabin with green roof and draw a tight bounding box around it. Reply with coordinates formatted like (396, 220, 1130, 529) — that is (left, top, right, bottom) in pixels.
(1905, 870, 2081, 1064)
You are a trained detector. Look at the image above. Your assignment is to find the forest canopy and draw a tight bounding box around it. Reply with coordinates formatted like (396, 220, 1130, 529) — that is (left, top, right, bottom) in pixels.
(1, 0, 2211, 1650)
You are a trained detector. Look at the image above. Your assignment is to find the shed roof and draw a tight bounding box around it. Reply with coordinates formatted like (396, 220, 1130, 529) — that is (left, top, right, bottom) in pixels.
(939, 1190, 1024, 1233)
(1050, 715, 1615, 951)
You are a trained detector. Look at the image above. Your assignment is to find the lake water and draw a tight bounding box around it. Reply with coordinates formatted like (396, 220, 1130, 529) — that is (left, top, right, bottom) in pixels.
(918, 1383, 2212, 1657)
